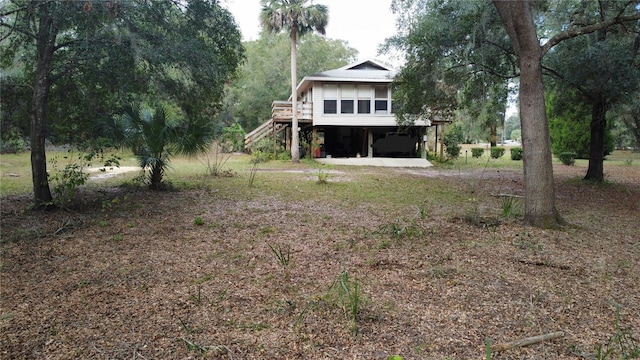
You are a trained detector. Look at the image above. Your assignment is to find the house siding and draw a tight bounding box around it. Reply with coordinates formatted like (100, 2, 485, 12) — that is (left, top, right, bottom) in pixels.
(311, 82, 429, 127)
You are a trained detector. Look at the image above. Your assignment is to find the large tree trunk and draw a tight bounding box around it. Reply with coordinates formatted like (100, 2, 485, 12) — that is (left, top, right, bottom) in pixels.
(290, 27, 300, 163)
(494, 0, 563, 228)
(30, 10, 58, 210)
(584, 96, 607, 181)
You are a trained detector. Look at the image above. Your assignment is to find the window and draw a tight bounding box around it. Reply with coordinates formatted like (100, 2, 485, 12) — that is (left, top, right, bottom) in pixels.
(374, 85, 389, 114)
(323, 85, 337, 114)
(324, 100, 337, 114)
(340, 85, 354, 114)
(357, 85, 371, 114)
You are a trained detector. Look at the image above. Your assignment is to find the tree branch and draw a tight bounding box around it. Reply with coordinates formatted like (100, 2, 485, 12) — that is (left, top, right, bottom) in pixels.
(542, 13, 640, 55)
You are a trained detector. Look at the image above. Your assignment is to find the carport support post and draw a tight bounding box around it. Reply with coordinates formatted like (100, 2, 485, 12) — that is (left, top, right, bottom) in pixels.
(367, 129, 373, 158)
(422, 129, 427, 159)
(311, 128, 318, 158)
(273, 122, 277, 160)
(439, 123, 445, 161)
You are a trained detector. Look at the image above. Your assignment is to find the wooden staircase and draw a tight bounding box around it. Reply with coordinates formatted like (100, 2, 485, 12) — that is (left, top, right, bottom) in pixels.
(244, 118, 287, 150)
(244, 101, 313, 151)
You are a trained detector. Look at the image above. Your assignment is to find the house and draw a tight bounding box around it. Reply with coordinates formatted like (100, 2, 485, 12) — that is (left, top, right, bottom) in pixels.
(244, 59, 447, 159)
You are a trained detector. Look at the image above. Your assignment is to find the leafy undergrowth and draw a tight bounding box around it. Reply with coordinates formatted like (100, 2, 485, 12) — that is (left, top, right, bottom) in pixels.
(1, 163, 639, 359)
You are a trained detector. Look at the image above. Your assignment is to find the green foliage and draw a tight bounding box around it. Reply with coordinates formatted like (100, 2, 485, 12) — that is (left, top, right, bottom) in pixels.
(490, 147, 505, 159)
(228, 32, 356, 130)
(510, 147, 522, 160)
(593, 306, 640, 360)
(500, 196, 521, 218)
(268, 243, 292, 267)
(221, 123, 246, 153)
(547, 89, 615, 159)
(194, 217, 204, 226)
(510, 129, 521, 142)
(48, 147, 121, 206)
(444, 125, 464, 159)
(387, 0, 511, 128)
(109, 104, 216, 190)
(559, 152, 576, 166)
(316, 170, 329, 184)
(1, 0, 243, 206)
(471, 147, 485, 158)
(327, 269, 366, 333)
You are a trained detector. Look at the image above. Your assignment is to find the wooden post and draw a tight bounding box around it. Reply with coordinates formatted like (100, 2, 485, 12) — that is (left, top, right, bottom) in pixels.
(273, 121, 277, 160)
(311, 128, 318, 158)
(439, 123, 445, 161)
(367, 129, 373, 157)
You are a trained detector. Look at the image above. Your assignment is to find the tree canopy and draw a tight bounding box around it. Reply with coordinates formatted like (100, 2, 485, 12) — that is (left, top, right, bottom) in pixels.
(227, 32, 357, 132)
(0, 0, 244, 208)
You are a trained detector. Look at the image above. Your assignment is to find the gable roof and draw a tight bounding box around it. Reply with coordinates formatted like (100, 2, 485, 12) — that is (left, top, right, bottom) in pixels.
(295, 59, 396, 95)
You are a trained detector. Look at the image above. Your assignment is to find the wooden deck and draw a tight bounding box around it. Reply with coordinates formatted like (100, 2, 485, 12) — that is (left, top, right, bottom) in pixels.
(272, 101, 312, 123)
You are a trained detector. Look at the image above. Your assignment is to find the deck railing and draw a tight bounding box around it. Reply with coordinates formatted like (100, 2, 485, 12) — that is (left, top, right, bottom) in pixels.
(272, 101, 312, 122)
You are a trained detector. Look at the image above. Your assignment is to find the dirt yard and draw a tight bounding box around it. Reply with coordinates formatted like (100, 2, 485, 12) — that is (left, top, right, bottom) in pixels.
(1, 162, 639, 359)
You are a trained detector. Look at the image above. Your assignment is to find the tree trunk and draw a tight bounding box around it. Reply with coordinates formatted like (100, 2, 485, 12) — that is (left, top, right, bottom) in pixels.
(490, 122, 497, 147)
(290, 28, 300, 163)
(584, 96, 607, 181)
(30, 9, 58, 210)
(494, 0, 563, 228)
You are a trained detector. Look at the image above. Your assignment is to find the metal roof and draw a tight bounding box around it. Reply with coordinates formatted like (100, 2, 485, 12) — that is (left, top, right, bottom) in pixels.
(295, 59, 396, 96)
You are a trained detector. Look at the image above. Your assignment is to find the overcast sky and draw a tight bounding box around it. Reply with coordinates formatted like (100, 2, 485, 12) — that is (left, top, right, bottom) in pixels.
(222, 0, 401, 66)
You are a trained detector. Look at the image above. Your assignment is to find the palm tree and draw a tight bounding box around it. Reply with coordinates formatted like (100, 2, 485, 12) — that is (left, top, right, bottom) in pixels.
(260, 0, 328, 163)
(112, 104, 215, 190)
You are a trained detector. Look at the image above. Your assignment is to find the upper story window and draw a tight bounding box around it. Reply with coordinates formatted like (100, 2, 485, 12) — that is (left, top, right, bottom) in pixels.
(323, 84, 392, 115)
(357, 85, 371, 114)
(374, 85, 389, 114)
(340, 85, 354, 114)
(323, 85, 337, 114)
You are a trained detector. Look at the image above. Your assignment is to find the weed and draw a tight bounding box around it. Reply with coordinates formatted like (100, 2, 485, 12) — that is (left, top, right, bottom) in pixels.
(375, 219, 423, 239)
(500, 195, 521, 218)
(624, 159, 633, 166)
(417, 205, 428, 220)
(200, 141, 233, 176)
(190, 285, 204, 305)
(316, 169, 329, 184)
(112, 234, 123, 242)
(268, 243, 291, 267)
(594, 305, 640, 359)
(260, 226, 275, 235)
(193, 217, 204, 226)
(485, 337, 492, 360)
(327, 269, 366, 333)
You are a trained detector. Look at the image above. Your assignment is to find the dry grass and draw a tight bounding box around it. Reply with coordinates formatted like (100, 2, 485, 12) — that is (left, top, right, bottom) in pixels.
(1, 155, 639, 359)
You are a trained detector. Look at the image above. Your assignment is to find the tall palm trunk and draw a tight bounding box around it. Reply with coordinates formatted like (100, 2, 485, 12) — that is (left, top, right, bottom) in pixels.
(290, 27, 300, 162)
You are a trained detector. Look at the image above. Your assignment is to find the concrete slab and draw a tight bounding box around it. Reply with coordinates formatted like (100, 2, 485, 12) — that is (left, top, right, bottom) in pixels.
(315, 157, 432, 168)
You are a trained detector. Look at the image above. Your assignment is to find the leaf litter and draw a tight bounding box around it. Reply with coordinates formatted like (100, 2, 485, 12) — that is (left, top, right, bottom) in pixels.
(1, 162, 639, 359)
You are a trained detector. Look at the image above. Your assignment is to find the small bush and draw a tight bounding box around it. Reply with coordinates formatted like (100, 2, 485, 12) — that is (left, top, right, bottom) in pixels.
(471, 147, 484, 158)
(490, 147, 505, 159)
(559, 152, 576, 165)
(510, 147, 523, 160)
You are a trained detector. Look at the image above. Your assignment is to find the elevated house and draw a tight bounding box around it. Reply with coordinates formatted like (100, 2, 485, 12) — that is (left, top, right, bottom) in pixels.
(245, 59, 446, 159)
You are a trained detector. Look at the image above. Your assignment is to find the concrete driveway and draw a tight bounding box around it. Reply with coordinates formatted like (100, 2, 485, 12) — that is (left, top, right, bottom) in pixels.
(315, 157, 432, 168)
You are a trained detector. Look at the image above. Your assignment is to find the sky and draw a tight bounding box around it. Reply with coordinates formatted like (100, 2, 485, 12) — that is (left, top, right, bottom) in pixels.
(222, 0, 400, 66)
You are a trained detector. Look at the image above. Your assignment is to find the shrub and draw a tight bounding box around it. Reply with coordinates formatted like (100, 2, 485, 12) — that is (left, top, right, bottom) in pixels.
(443, 125, 464, 159)
(558, 152, 576, 165)
(471, 147, 484, 158)
(510, 147, 523, 160)
(490, 147, 505, 159)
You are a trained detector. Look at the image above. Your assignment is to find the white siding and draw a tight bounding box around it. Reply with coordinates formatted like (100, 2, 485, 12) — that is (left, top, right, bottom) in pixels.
(311, 82, 429, 127)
